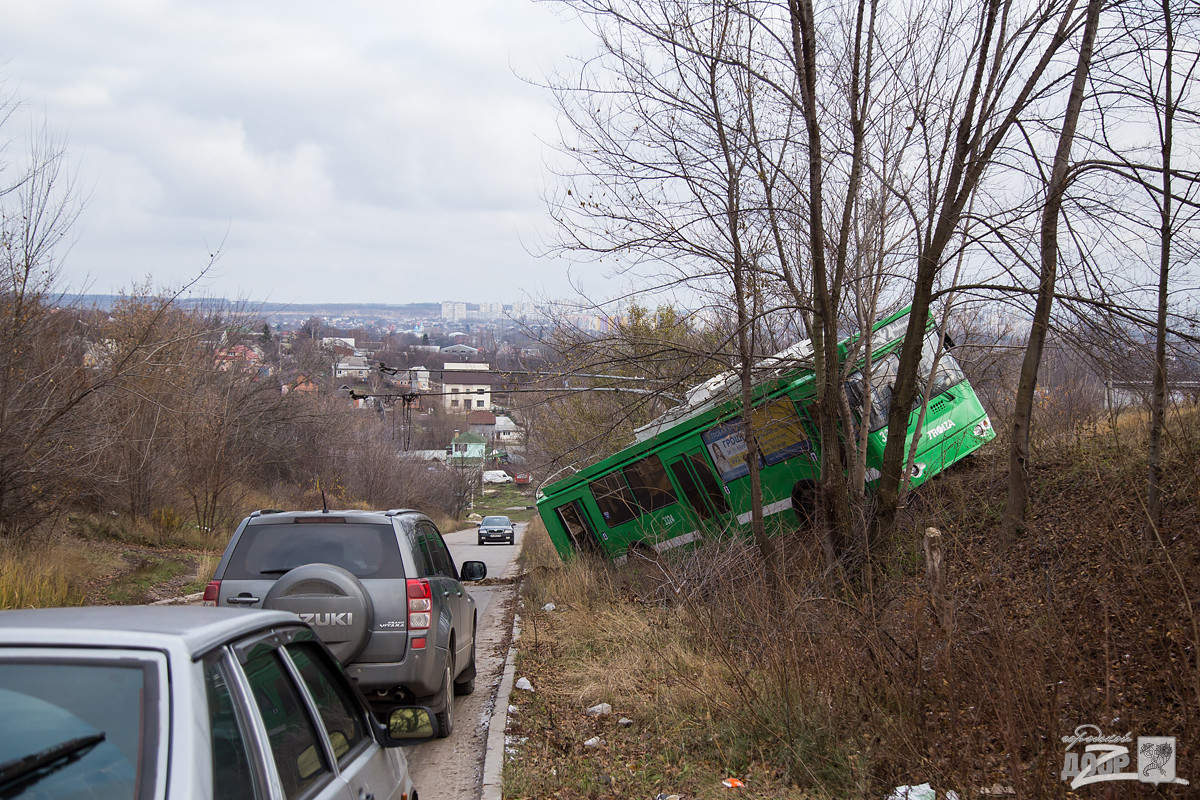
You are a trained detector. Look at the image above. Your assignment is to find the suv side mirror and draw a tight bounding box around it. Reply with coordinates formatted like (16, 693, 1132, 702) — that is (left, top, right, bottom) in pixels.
(460, 560, 487, 582)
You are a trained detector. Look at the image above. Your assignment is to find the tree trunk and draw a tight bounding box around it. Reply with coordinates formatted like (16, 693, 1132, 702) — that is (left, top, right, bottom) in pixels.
(1147, 0, 1176, 538)
(1004, 0, 1102, 542)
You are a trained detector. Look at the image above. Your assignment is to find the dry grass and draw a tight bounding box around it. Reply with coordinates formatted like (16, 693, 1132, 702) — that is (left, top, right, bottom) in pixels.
(0, 535, 93, 609)
(508, 410, 1200, 799)
(510, 522, 827, 799)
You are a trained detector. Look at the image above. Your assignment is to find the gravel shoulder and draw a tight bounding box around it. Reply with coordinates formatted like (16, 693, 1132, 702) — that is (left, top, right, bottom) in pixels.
(406, 576, 520, 800)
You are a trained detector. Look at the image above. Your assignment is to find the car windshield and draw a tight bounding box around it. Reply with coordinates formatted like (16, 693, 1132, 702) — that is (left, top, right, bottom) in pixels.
(224, 522, 404, 580)
(481, 517, 511, 527)
(0, 659, 157, 800)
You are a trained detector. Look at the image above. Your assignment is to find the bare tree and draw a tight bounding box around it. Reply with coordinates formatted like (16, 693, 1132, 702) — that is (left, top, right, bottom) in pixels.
(1004, 0, 1103, 540)
(0, 118, 86, 534)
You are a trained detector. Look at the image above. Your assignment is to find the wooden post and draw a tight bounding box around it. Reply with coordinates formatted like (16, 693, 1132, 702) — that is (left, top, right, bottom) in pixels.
(924, 527, 950, 631)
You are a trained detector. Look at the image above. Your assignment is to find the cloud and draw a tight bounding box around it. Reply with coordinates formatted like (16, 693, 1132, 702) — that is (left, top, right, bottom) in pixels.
(0, 0, 597, 303)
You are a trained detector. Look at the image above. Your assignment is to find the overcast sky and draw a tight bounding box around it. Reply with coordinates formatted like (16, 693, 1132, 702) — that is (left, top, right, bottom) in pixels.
(1, 1, 606, 306)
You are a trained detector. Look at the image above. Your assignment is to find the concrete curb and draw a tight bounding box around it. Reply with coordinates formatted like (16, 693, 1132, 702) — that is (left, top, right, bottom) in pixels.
(151, 591, 204, 606)
(481, 610, 521, 800)
(478, 520, 530, 800)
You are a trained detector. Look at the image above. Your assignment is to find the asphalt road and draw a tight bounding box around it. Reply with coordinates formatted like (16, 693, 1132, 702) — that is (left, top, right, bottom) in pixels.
(405, 519, 526, 800)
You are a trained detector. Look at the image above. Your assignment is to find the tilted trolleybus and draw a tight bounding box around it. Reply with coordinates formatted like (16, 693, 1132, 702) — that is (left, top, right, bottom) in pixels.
(536, 306, 997, 561)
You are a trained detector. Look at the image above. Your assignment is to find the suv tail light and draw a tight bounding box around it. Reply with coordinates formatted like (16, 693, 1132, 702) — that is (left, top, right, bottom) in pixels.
(202, 580, 220, 607)
(406, 579, 432, 630)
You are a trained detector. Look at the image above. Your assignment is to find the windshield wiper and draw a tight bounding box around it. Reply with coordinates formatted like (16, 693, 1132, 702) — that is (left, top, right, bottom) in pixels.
(0, 732, 106, 791)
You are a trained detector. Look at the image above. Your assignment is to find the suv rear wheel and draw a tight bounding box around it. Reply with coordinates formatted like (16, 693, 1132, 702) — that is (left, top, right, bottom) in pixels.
(433, 659, 454, 737)
(454, 624, 476, 696)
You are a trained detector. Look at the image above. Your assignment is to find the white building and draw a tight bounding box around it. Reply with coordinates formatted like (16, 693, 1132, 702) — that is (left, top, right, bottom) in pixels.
(440, 363, 492, 412)
(440, 301, 467, 322)
(334, 355, 371, 381)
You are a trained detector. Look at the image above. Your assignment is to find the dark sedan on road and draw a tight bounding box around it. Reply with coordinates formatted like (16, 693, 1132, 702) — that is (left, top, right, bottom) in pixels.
(477, 516, 515, 545)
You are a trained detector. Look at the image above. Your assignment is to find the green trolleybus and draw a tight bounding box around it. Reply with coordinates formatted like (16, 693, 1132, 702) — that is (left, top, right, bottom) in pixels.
(536, 306, 996, 561)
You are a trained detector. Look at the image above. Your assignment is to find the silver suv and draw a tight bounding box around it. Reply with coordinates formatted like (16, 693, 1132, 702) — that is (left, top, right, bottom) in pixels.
(0, 606, 434, 800)
(204, 508, 486, 738)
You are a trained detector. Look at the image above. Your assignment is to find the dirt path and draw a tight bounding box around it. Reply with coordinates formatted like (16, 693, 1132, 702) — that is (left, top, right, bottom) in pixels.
(405, 578, 519, 800)
(78, 539, 210, 605)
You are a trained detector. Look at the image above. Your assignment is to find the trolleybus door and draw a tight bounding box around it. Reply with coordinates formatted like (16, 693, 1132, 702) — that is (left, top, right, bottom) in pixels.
(666, 450, 734, 534)
(555, 500, 605, 556)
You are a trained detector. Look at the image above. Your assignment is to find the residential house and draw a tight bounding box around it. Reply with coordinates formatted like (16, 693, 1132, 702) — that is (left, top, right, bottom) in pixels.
(440, 363, 493, 412)
(214, 344, 264, 373)
(492, 415, 520, 444)
(281, 372, 319, 395)
(334, 355, 371, 381)
(466, 410, 496, 437)
(393, 366, 430, 391)
(449, 431, 487, 465)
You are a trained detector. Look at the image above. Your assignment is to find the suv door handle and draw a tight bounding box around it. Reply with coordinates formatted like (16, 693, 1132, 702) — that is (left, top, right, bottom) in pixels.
(227, 596, 260, 606)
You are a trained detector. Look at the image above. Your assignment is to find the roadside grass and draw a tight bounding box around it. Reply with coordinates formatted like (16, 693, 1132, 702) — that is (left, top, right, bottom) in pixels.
(183, 553, 221, 595)
(71, 510, 229, 551)
(1, 510, 224, 608)
(510, 520, 824, 799)
(509, 411, 1200, 798)
(0, 536, 89, 609)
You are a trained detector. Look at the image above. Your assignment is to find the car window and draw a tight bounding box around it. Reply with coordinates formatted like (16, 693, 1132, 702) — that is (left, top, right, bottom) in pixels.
(240, 642, 332, 798)
(0, 657, 158, 800)
(284, 642, 366, 768)
(407, 526, 438, 578)
(205, 654, 260, 800)
(223, 522, 403, 580)
(419, 522, 458, 578)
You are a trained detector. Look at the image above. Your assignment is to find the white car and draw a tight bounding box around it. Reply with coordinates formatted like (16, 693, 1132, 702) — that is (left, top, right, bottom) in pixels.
(0, 606, 434, 800)
(482, 470, 513, 484)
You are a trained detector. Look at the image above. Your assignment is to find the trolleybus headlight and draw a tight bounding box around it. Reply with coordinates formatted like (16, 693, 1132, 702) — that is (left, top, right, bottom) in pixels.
(973, 416, 993, 437)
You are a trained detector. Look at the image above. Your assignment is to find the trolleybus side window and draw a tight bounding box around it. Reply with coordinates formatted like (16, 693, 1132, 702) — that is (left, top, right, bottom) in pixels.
(622, 455, 677, 513)
(590, 472, 639, 526)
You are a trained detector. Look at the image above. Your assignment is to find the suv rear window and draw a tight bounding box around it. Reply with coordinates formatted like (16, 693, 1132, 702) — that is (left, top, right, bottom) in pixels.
(222, 522, 403, 580)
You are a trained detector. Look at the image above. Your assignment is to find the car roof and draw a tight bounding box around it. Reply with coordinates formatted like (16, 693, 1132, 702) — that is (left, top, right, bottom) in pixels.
(0, 606, 299, 658)
(246, 509, 420, 524)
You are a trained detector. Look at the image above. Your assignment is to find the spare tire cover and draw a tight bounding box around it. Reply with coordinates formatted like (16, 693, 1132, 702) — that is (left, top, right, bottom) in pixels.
(263, 564, 374, 664)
